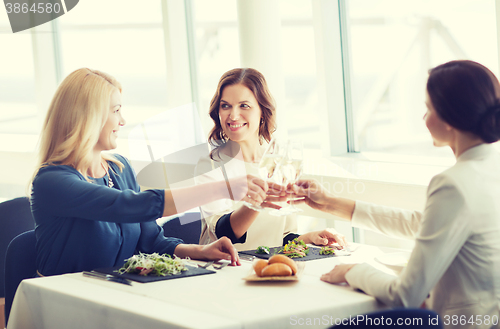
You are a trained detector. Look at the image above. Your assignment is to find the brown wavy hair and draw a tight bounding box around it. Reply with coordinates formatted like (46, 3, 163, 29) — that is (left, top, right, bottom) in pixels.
(208, 68, 277, 160)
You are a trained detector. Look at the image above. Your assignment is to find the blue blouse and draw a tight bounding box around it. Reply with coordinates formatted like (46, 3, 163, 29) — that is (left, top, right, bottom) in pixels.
(31, 154, 183, 276)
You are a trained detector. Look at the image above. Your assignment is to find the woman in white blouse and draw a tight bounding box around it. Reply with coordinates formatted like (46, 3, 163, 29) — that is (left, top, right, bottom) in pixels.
(293, 60, 500, 327)
(195, 68, 346, 251)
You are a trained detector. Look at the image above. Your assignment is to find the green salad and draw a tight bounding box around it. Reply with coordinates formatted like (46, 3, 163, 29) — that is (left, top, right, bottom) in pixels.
(256, 246, 270, 254)
(319, 246, 336, 255)
(117, 252, 188, 276)
(279, 238, 309, 258)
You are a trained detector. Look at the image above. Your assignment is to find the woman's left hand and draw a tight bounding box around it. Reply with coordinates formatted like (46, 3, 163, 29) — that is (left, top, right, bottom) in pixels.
(299, 228, 348, 247)
(320, 264, 356, 284)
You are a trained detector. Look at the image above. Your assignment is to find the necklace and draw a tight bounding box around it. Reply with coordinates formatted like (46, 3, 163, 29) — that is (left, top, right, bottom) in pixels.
(101, 162, 114, 188)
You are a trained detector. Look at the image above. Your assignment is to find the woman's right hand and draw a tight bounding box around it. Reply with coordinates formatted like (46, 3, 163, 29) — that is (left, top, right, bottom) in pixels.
(289, 179, 332, 211)
(290, 179, 355, 220)
(229, 174, 269, 207)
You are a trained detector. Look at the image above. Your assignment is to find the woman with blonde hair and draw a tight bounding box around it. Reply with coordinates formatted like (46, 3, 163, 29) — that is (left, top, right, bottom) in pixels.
(195, 68, 346, 250)
(30, 68, 269, 276)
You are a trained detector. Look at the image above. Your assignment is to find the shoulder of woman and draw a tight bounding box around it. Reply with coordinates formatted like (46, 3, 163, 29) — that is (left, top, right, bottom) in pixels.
(429, 169, 456, 187)
(36, 164, 80, 177)
(33, 165, 85, 192)
(427, 169, 469, 203)
(110, 153, 128, 165)
(107, 153, 134, 173)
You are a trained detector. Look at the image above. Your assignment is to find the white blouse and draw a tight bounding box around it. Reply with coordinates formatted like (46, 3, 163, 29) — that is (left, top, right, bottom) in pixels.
(194, 149, 298, 251)
(345, 144, 500, 328)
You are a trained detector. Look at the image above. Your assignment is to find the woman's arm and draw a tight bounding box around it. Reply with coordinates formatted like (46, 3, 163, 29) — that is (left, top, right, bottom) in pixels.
(292, 179, 421, 240)
(32, 167, 165, 223)
(174, 237, 241, 266)
(227, 206, 260, 239)
(323, 174, 470, 308)
(164, 175, 268, 217)
(291, 179, 355, 220)
(138, 221, 241, 266)
(163, 180, 227, 217)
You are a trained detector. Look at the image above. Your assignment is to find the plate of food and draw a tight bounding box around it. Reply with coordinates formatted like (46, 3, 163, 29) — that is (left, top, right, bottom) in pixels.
(243, 254, 305, 282)
(94, 252, 215, 283)
(240, 238, 348, 262)
(375, 251, 411, 274)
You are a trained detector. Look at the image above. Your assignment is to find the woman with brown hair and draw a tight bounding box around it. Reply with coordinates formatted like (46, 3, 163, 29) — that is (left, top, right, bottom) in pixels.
(293, 60, 500, 326)
(30, 68, 270, 276)
(195, 68, 346, 250)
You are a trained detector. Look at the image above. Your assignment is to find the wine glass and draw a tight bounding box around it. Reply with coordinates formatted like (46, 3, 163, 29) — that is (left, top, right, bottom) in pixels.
(241, 137, 286, 211)
(269, 139, 303, 216)
(281, 140, 304, 213)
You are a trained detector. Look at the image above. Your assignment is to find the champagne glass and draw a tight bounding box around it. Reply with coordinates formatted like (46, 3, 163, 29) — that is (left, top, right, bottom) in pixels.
(281, 140, 304, 213)
(241, 137, 285, 211)
(269, 139, 303, 216)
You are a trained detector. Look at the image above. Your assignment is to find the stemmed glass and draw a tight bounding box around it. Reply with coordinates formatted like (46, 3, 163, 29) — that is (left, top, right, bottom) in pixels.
(269, 139, 303, 216)
(281, 139, 304, 213)
(241, 137, 286, 211)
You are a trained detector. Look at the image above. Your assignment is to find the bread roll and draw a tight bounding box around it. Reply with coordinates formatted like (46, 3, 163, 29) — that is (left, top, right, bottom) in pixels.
(252, 259, 269, 277)
(268, 254, 298, 275)
(261, 263, 292, 277)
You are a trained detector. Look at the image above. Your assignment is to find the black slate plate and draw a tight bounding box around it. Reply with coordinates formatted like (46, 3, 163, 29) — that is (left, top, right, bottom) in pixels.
(93, 265, 215, 283)
(239, 246, 348, 262)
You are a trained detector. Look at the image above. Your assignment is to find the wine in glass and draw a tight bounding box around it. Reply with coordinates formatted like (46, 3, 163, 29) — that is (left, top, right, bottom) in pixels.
(280, 140, 304, 213)
(268, 139, 303, 216)
(241, 137, 284, 211)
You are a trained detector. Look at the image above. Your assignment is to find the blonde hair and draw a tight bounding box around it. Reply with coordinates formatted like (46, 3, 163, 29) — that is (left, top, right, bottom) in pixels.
(31, 68, 124, 186)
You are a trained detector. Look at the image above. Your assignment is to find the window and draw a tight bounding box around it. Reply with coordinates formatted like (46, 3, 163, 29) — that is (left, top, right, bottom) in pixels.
(279, 0, 321, 149)
(192, 0, 323, 149)
(346, 0, 498, 159)
(58, 0, 169, 157)
(192, 0, 241, 136)
(0, 11, 38, 201)
(0, 14, 37, 136)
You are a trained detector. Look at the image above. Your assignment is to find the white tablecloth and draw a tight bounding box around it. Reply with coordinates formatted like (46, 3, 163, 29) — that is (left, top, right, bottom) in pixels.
(7, 244, 399, 329)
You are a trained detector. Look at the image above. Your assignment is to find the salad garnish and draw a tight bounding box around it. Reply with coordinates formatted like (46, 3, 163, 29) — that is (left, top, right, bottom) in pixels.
(279, 238, 309, 258)
(256, 246, 270, 254)
(319, 246, 336, 255)
(117, 252, 188, 276)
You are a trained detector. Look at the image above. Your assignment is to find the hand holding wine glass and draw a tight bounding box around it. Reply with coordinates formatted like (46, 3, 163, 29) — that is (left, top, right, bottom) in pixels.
(241, 137, 286, 211)
(269, 139, 303, 216)
(281, 139, 304, 213)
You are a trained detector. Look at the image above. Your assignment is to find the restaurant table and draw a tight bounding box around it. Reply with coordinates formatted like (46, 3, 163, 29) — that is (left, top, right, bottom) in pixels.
(7, 244, 404, 329)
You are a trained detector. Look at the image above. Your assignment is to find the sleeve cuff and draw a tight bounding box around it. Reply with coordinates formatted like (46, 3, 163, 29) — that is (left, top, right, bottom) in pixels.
(215, 212, 247, 244)
(351, 200, 371, 229)
(166, 239, 185, 256)
(283, 233, 300, 245)
(345, 262, 372, 291)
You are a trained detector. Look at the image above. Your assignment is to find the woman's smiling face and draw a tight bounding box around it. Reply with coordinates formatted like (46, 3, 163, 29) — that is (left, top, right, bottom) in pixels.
(95, 89, 125, 152)
(219, 83, 262, 143)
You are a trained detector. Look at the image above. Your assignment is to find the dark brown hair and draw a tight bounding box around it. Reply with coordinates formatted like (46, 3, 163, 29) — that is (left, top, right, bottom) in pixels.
(427, 60, 500, 143)
(208, 68, 277, 159)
